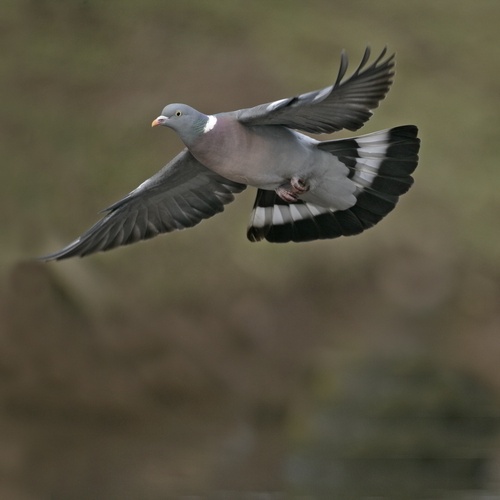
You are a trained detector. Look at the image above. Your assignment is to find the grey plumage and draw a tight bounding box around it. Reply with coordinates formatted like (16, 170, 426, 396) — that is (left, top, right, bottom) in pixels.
(237, 47, 394, 133)
(44, 151, 246, 259)
(40, 47, 419, 261)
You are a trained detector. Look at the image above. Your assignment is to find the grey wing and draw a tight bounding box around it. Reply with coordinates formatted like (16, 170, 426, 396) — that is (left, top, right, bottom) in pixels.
(40, 150, 246, 261)
(236, 47, 394, 134)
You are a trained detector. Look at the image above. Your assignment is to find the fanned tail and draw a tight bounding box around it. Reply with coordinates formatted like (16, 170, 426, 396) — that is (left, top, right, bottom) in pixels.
(247, 125, 420, 243)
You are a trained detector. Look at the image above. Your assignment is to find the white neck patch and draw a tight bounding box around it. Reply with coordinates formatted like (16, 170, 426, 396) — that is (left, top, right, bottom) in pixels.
(203, 115, 217, 133)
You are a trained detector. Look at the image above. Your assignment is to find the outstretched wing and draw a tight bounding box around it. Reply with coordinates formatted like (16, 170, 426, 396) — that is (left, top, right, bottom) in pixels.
(41, 150, 246, 261)
(236, 47, 394, 134)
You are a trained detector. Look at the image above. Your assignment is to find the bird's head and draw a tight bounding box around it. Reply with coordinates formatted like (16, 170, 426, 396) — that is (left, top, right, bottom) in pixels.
(152, 104, 213, 145)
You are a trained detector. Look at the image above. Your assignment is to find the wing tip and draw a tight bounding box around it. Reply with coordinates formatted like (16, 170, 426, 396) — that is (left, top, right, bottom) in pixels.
(37, 238, 87, 262)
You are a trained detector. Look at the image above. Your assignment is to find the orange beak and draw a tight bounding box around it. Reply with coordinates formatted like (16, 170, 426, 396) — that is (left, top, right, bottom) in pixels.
(151, 118, 161, 127)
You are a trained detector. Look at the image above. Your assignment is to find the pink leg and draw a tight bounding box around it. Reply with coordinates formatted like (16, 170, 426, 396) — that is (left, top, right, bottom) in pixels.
(275, 176, 309, 203)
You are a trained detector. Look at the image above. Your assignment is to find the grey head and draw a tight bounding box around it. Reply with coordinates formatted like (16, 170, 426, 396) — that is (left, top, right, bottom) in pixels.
(152, 103, 212, 145)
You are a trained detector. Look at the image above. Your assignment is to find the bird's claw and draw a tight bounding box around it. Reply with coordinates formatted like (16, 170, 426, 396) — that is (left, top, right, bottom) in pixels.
(276, 177, 309, 203)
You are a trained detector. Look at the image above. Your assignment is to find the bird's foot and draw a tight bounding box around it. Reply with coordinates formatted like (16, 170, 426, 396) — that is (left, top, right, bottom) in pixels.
(276, 177, 309, 203)
(290, 176, 309, 194)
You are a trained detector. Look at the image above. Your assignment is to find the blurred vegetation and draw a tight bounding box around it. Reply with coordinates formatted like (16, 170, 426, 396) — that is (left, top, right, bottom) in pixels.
(1, 1, 500, 499)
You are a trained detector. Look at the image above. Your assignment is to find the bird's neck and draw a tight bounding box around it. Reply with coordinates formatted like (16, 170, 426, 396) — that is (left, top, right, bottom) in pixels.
(181, 114, 217, 147)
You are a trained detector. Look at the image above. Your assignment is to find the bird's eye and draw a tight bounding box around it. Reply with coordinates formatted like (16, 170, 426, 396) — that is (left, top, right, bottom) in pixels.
(175, 110, 182, 117)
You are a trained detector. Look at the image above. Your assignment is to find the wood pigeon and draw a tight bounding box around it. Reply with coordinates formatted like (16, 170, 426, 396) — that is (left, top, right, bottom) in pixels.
(41, 47, 420, 261)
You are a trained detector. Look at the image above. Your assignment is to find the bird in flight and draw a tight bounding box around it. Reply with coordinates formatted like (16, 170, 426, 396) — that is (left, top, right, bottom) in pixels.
(41, 47, 420, 261)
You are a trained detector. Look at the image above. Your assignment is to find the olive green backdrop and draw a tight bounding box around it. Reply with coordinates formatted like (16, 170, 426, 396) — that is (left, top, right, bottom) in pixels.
(1, 1, 500, 498)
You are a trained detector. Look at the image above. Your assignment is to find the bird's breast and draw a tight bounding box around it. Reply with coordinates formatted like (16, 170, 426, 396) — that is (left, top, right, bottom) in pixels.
(189, 121, 314, 188)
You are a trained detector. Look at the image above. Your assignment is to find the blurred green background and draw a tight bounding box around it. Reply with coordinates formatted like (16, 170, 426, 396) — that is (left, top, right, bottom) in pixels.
(2, 1, 500, 498)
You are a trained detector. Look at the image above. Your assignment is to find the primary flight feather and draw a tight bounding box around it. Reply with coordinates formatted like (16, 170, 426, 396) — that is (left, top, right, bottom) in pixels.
(41, 47, 420, 261)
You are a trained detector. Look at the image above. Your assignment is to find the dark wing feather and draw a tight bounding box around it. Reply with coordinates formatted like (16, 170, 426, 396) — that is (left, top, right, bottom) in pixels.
(40, 150, 246, 260)
(236, 47, 394, 134)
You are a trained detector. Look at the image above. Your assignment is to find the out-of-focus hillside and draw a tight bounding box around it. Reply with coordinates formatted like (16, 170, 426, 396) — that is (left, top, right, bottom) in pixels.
(1, 1, 500, 499)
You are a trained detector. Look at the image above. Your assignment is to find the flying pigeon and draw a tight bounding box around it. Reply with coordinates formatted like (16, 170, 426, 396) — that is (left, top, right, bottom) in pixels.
(41, 47, 420, 261)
